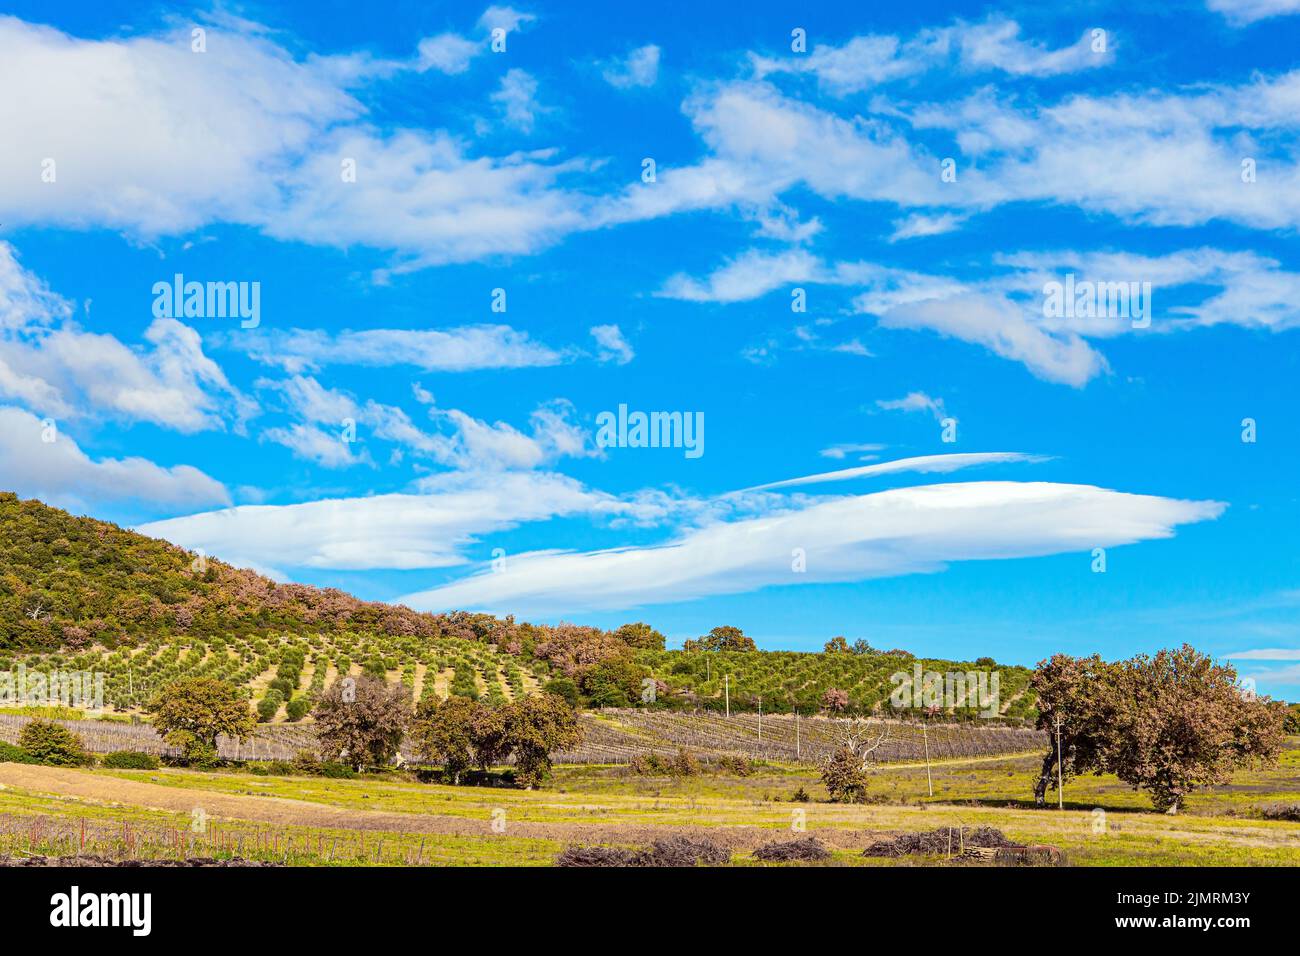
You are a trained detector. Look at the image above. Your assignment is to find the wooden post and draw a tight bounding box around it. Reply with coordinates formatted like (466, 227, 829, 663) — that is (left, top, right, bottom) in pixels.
(724, 674, 730, 718)
(796, 711, 801, 761)
(923, 721, 934, 797)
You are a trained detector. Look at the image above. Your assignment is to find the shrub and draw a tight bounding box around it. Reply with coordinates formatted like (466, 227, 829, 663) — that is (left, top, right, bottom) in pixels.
(285, 696, 312, 721)
(0, 741, 36, 764)
(716, 754, 756, 776)
(256, 689, 283, 722)
(672, 748, 701, 777)
(820, 745, 870, 803)
(18, 719, 92, 766)
(292, 749, 323, 775)
(101, 750, 160, 770)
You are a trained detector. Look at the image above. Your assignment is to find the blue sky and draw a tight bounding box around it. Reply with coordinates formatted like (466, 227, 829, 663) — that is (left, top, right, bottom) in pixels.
(1, 0, 1298, 694)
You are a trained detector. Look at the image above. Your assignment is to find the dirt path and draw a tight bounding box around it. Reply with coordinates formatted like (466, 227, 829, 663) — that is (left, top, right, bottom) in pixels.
(0, 764, 795, 849)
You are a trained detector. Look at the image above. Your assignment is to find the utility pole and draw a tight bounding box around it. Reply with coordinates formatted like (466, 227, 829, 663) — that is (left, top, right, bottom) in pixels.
(1055, 712, 1064, 811)
(724, 674, 730, 718)
(922, 721, 933, 798)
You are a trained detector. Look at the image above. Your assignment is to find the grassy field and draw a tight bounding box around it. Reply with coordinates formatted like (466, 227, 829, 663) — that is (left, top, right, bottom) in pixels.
(1, 738, 1297, 867)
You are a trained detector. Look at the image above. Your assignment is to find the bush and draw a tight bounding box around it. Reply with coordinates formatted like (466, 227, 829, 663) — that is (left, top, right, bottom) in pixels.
(256, 689, 283, 722)
(716, 754, 756, 776)
(101, 750, 160, 770)
(285, 696, 312, 721)
(820, 745, 870, 803)
(18, 719, 92, 766)
(0, 741, 36, 764)
(292, 749, 323, 775)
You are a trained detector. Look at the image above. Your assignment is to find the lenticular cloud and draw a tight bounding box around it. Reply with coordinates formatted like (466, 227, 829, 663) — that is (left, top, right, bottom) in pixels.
(399, 481, 1225, 614)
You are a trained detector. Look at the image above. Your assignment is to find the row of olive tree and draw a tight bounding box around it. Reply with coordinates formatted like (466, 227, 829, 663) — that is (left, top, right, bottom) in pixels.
(1031, 644, 1285, 813)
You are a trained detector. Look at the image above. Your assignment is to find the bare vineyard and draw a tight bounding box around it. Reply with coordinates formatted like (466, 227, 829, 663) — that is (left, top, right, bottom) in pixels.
(0, 813, 446, 866)
(557, 710, 1045, 765)
(0, 710, 1043, 766)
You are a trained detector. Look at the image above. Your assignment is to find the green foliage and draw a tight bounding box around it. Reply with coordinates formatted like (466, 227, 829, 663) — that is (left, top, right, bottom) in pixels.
(285, 696, 312, 721)
(542, 677, 579, 708)
(613, 622, 666, 651)
(0, 492, 439, 655)
(257, 689, 284, 722)
(821, 745, 870, 803)
(0, 741, 36, 764)
(150, 677, 256, 765)
(683, 625, 757, 653)
(18, 718, 92, 766)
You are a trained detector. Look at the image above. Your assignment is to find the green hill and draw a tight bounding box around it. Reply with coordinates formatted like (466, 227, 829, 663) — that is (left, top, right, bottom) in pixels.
(0, 492, 1036, 720)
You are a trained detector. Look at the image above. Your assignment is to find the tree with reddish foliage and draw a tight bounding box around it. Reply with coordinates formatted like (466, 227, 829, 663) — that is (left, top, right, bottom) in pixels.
(1107, 645, 1284, 813)
(313, 675, 411, 771)
(821, 687, 849, 714)
(1031, 645, 1284, 812)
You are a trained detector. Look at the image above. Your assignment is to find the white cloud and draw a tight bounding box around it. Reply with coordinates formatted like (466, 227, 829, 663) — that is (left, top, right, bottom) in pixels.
(603, 44, 661, 88)
(0, 15, 598, 270)
(138, 470, 634, 572)
(876, 391, 948, 421)
(590, 324, 634, 364)
(0, 243, 252, 431)
(414, 33, 481, 74)
(398, 481, 1224, 614)
(752, 17, 1111, 94)
(261, 422, 369, 469)
(888, 212, 968, 241)
(819, 442, 886, 460)
(878, 294, 1108, 387)
(232, 324, 567, 373)
(1206, 0, 1300, 25)
(478, 6, 537, 37)
(658, 248, 822, 302)
(492, 68, 543, 132)
(0, 406, 229, 510)
(745, 452, 1045, 491)
(1224, 648, 1300, 660)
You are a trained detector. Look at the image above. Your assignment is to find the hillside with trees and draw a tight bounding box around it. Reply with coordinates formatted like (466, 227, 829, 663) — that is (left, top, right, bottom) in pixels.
(1, 492, 1034, 719)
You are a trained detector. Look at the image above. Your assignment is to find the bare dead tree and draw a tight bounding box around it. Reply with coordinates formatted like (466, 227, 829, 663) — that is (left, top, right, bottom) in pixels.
(837, 718, 892, 772)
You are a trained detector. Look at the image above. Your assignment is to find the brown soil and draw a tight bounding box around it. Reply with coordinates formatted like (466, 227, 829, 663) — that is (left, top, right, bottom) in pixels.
(0, 764, 866, 850)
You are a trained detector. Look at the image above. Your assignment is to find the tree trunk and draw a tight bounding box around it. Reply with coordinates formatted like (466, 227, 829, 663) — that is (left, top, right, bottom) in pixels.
(1033, 746, 1056, 806)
